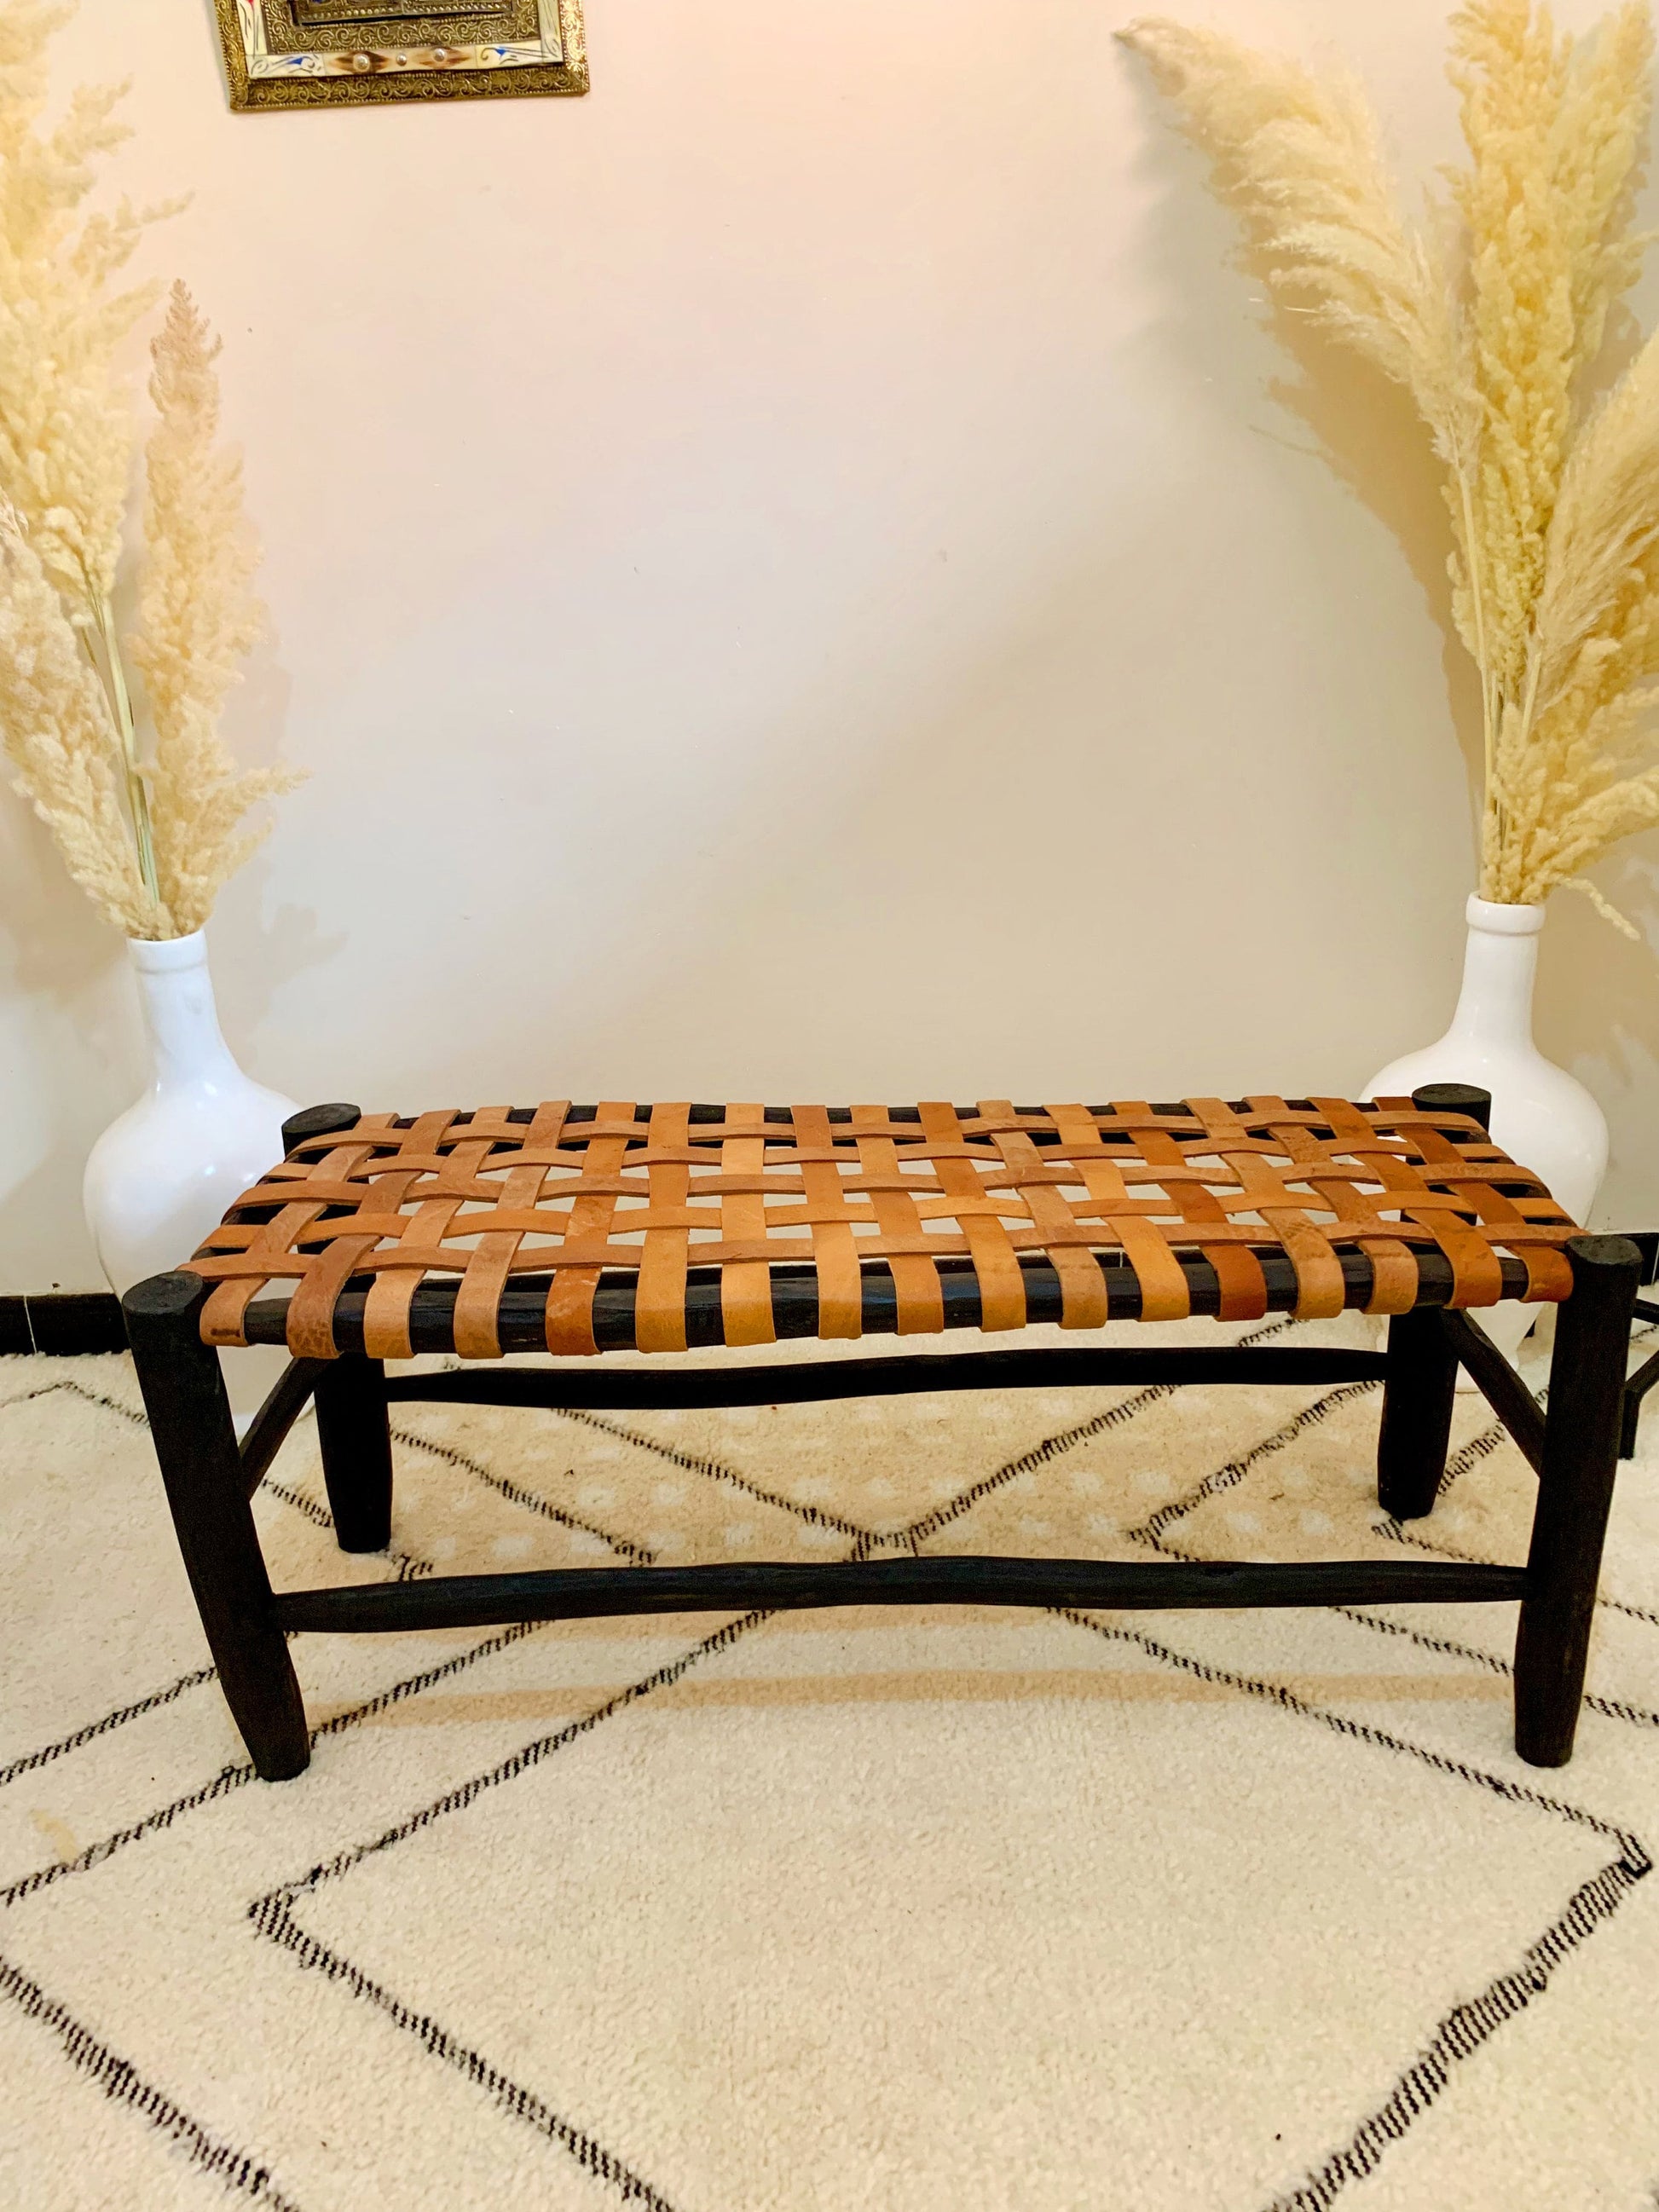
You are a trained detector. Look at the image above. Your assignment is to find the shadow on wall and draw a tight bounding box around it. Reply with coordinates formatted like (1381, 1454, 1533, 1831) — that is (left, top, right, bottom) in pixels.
(1116, 50, 1489, 809)
(1537, 851, 1659, 1228)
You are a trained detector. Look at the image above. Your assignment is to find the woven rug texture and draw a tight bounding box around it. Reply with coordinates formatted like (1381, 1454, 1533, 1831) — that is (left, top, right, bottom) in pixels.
(2, 1317, 1657, 2211)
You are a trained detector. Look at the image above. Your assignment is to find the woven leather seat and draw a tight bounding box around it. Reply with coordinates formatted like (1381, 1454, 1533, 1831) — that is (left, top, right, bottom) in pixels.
(186, 1094, 1581, 1361)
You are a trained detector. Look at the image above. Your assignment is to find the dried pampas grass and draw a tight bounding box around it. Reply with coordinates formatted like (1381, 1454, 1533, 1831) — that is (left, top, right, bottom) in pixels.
(0, 500, 160, 935)
(0, 2, 297, 939)
(1123, 2, 1659, 931)
(130, 285, 298, 936)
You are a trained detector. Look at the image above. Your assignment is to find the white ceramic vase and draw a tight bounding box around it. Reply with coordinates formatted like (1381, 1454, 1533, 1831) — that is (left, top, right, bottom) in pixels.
(1365, 893, 1607, 1365)
(84, 931, 298, 1297)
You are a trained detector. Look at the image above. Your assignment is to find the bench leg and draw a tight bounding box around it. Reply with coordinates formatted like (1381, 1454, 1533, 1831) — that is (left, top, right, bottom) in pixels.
(1376, 1307, 1458, 1520)
(124, 1273, 310, 1782)
(1514, 1236, 1641, 1768)
(315, 1356, 393, 1553)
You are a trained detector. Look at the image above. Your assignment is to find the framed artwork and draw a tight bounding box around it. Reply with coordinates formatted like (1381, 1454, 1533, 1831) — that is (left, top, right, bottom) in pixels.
(211, 0, 587, 110)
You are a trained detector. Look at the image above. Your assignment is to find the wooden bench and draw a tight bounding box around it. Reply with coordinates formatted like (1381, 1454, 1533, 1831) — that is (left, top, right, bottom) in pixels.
(122, 1083, 1638, 1780)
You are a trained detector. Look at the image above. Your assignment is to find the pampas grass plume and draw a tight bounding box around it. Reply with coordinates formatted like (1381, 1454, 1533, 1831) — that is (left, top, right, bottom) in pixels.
(1123, 3, 1659, 929)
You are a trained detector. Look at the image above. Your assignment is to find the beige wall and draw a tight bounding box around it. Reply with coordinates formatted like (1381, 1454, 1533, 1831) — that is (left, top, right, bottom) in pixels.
(3, 0, 1656, 1291)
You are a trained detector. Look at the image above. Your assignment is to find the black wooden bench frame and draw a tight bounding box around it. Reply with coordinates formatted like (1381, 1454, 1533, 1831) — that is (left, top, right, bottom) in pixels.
(122, 1085, 1640, 1782)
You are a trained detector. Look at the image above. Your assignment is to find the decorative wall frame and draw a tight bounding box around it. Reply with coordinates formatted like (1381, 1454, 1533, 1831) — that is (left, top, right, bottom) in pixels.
(211, 0, 587, 110)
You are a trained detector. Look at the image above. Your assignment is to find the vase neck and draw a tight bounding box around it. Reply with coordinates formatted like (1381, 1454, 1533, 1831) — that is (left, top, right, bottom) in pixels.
(128, 933, 239, 1090)
(1446, 908, 1540, 1051)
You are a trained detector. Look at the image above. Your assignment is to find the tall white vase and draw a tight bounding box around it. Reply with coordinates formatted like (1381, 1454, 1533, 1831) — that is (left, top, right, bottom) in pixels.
(84, 931, 298, 1297)
(1365, 894, 1607, 1363)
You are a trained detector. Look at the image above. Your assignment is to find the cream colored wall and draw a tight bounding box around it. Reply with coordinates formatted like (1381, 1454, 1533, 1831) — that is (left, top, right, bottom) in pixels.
(3, 0, 1656, 1291)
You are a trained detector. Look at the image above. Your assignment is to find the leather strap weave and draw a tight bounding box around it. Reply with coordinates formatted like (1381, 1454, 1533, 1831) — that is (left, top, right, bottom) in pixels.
(185, 1095, 1580, 1358)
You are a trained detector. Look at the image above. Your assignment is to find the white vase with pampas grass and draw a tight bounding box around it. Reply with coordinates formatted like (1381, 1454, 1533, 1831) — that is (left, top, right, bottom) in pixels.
(0, 7, 301, 1292)
(1124, 0, 1659, 1356)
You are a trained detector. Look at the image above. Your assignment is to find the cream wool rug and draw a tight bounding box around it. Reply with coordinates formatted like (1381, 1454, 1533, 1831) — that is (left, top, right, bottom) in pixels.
(3, 1318, 1659, 2212)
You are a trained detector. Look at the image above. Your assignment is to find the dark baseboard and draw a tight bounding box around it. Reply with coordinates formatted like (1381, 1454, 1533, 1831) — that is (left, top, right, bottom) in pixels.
(0, 1293, 128, 1357)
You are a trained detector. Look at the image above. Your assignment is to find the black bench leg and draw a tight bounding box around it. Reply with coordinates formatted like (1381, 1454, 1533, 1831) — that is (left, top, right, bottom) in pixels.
(1514, 1236, 1641, 1768)
(1376, 1080, 1494, 1522)
(1376, 1307, 1458, 1520)
(315, 1356, 393, 1553)
(124, 1273, 309, 1782)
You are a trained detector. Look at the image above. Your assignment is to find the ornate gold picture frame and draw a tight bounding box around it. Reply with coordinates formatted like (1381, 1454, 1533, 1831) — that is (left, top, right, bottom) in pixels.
(211, 0, 587, 110)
